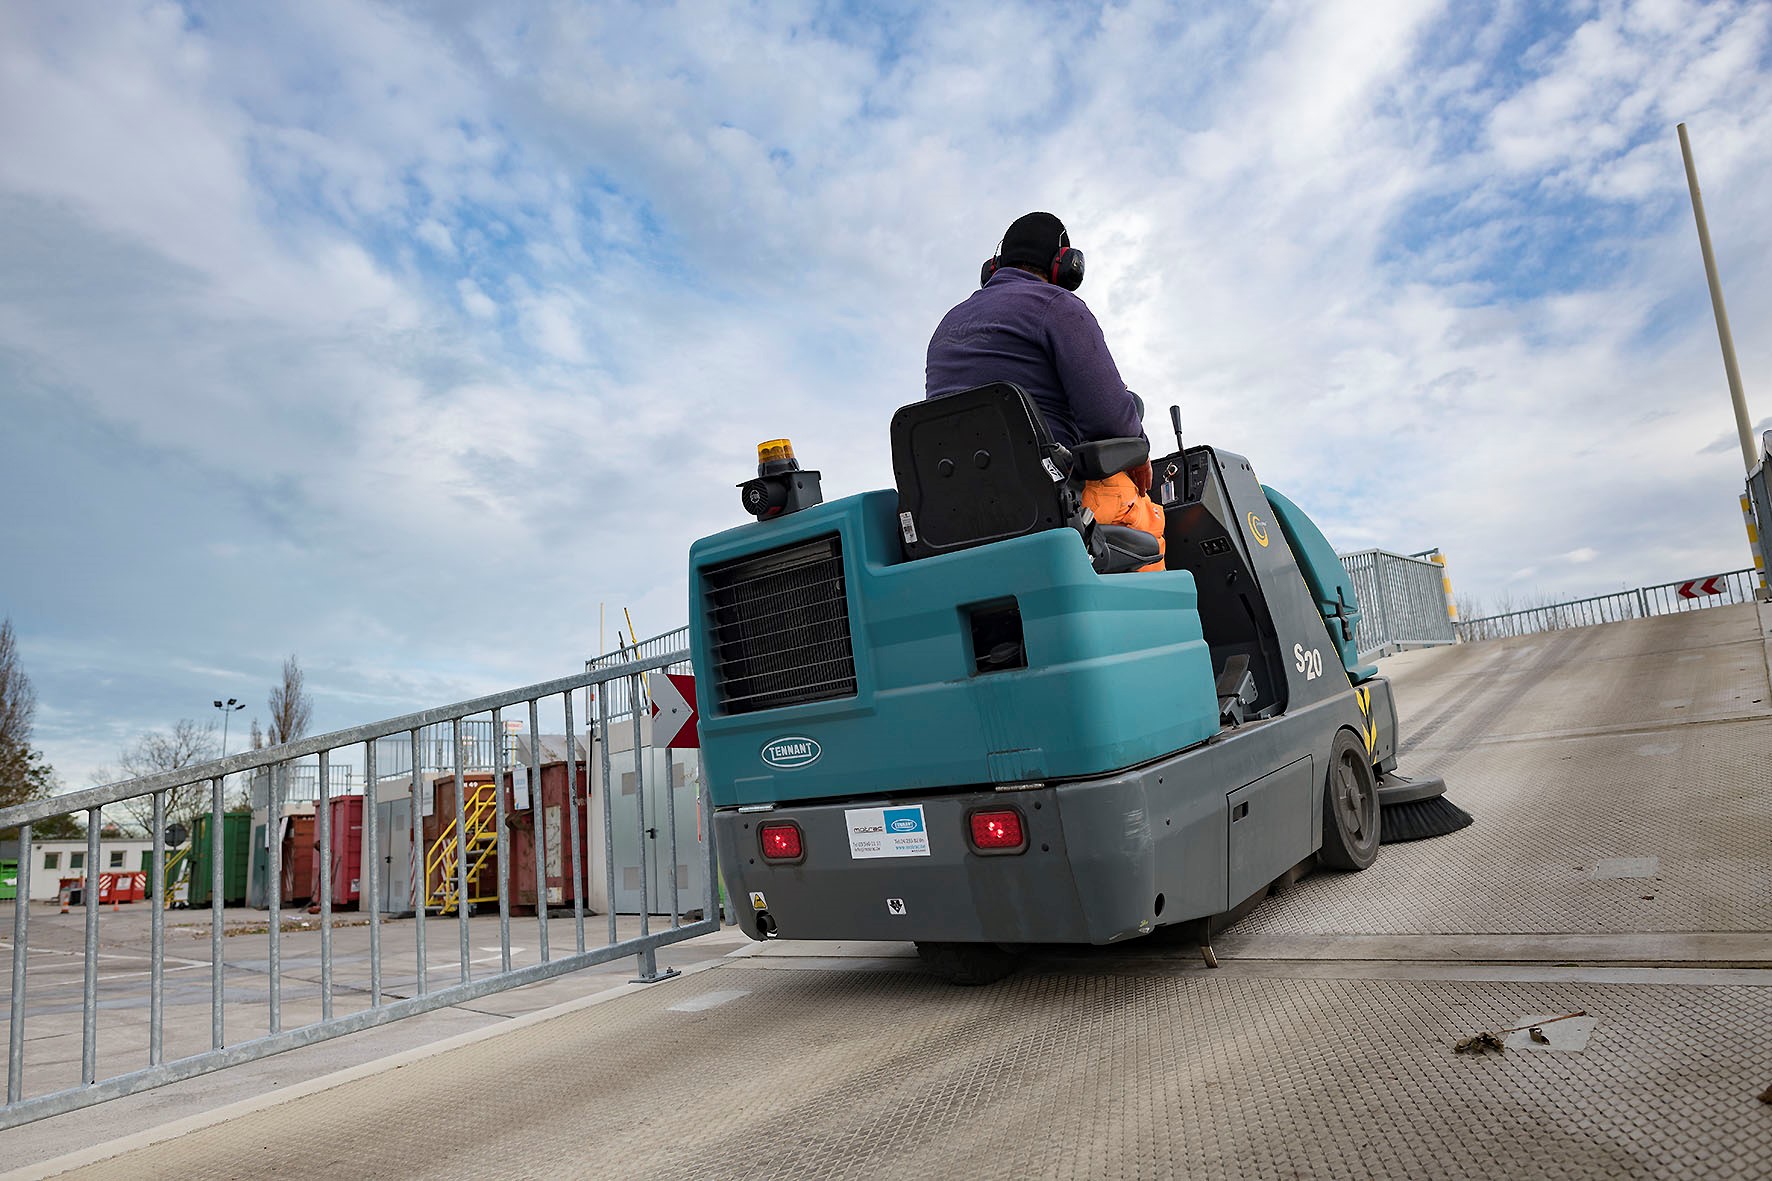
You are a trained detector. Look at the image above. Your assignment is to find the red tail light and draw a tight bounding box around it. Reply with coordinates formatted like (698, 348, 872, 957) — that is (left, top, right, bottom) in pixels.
(760, 822, 803, 861)
(969, 809, 1026, 852)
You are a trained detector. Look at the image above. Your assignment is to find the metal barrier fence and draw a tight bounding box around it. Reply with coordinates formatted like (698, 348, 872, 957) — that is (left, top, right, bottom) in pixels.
(1455, 568, 1760, 642)
(0, 645, 710, 1131)
(587, 626, 691, 721)
(1337, 549, 1457, 661)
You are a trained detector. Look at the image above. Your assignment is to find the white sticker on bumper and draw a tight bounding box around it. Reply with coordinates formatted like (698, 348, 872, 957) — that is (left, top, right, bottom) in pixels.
(844, 805, 931, 859)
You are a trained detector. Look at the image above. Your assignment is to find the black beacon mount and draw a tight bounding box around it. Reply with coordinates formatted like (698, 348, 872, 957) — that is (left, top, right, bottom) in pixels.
(740, 438, 824, 520)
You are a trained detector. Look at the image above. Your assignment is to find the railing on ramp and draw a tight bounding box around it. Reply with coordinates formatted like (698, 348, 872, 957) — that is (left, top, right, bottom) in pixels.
(1337, 548, 1457, 662)
(1455, 568, 1759, 642)
(0, 643, 711, 1131)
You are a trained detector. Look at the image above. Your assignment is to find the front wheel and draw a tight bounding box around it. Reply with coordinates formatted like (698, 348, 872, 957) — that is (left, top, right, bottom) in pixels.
(1319, 729, 1380, 871)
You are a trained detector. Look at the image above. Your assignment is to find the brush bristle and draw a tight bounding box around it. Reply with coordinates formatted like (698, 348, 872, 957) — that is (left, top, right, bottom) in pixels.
(1380, 795, 1474, 844)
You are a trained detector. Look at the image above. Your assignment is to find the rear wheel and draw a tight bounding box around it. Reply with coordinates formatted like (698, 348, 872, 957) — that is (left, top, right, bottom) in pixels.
(1319, 729, 1380, 871)
(914, 941, 1020, 986)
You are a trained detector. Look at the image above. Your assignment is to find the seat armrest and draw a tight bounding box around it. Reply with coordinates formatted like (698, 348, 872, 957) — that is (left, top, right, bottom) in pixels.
(1089, 523, 1161, 574)
(1069, 437, 1149, 481)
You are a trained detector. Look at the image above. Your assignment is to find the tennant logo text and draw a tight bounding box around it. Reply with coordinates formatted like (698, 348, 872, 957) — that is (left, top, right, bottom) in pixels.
(761, 737, 822, 769)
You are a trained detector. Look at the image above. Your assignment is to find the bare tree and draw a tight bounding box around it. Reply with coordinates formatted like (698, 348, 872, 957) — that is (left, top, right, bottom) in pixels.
(267, 655, 313, 746)
(97, 719, 219, 834)
(0, 617, 37, 809)
(0, 618, 78, 837)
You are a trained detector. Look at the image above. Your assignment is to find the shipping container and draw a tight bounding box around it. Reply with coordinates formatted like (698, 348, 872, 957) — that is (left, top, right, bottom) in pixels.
(311, 794, 365, 907)
(504, 761, 593, 914)
(279, 814, 317, 906)
(186, 811, 252, 906)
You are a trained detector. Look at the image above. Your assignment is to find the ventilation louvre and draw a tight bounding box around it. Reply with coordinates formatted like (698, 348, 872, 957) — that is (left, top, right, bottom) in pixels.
(704, 535, 858, 715)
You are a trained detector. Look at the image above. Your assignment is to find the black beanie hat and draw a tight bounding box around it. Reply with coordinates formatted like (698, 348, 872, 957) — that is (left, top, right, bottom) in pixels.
(997, 211, 1068, 270)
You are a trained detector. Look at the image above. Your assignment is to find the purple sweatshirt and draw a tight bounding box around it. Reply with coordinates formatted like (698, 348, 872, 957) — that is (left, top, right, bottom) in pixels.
(925, 267, 1145, 449)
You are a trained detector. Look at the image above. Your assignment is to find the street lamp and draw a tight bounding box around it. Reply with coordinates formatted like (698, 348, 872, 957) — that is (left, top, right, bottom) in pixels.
(212, 696, 246, 814)
(212, 698, 245, 757)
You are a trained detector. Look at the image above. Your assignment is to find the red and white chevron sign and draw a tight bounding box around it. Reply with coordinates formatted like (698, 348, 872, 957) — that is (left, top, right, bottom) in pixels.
(1676, 576, 1726, 599)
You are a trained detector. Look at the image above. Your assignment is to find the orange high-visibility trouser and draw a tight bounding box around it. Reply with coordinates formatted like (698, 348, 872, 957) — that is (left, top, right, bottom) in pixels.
(1081, 471, 1166, 573)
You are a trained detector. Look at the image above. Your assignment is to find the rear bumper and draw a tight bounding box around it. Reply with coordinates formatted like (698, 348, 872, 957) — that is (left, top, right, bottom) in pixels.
(714, 780, 1161, 946)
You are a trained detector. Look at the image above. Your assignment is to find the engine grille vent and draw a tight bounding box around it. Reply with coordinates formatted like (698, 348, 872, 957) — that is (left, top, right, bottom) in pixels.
(704, 534, 857, 716)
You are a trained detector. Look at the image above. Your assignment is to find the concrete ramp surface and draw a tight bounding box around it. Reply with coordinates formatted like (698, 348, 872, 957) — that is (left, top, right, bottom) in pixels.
(23, 605, 1772, 1180)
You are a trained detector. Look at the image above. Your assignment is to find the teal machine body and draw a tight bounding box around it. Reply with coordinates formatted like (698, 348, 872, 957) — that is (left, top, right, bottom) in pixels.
(689, 387, 1425, 963)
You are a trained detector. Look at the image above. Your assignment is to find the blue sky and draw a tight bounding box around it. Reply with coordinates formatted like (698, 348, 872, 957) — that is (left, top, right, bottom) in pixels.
(3, 0, 1770, 792)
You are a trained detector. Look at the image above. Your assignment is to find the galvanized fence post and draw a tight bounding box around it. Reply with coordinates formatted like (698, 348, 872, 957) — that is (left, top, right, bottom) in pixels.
(8, 822, 30, 1103)
(268, 765, 282, 1035)
(600, 683, 618, 947)
(318, 749, 333, 1021)
(210, 776, 224, 1050)
(452, 718, 470, 984)
(82, 808, 99, 1086)
(492, 706, 511, 975)
(149, 791, 166, 1066)
(527, 697, 548, 964)
(564, 692, 585, 957)
(408, 728, 426, 996)
(664, 744, 680, 927)
(364, 739, 381, 1007)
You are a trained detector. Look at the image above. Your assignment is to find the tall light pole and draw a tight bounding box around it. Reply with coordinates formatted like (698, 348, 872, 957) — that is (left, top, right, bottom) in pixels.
(212, 698, 245, 757)
(1677, 123, 1768, 596)
(212, 698, 244, 809)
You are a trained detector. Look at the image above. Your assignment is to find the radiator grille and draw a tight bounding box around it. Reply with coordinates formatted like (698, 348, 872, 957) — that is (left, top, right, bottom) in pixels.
(704, 534, 857, 715)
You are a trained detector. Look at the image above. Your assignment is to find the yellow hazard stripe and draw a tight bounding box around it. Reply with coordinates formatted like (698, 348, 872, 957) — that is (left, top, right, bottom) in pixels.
(1355, 687, 1376, 756)
(1431, 553, 1457, 620)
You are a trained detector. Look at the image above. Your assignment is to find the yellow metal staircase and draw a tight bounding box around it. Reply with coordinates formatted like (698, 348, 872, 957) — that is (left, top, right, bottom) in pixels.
(424, 781, 501, 915)
(160, 845, 190, 903)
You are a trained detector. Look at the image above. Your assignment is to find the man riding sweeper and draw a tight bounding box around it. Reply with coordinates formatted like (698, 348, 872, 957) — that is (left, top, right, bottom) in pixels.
(687, 220, 1470, 983)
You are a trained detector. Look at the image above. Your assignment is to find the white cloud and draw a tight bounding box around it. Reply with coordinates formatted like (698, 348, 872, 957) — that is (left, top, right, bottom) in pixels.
(457, 277, 499, 320)
(416, 218, 457, 257)
(518, 290, 589, 365)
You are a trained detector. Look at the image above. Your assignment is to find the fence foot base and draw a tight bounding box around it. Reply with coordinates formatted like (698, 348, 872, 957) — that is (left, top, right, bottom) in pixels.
(630, 966, 681, 985)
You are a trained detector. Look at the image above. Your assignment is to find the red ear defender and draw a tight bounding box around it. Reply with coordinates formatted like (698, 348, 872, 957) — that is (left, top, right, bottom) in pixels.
(980, 256, 998, 288)
(1051, 245, 1086, 291)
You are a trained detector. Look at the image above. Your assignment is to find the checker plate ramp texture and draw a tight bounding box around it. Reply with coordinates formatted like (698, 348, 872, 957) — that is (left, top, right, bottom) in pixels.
(42, 605, 1772, 1181)
(1230, 608, 1772, 936)
(61, 969, 1772, 1180)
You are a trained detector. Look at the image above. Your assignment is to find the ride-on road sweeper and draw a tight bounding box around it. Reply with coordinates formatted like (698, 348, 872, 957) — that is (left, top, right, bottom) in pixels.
(689, 382, 1468, 982)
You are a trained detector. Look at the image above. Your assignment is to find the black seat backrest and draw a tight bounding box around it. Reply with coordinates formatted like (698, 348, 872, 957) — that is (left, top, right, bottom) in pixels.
(891, 383, 1079, 560)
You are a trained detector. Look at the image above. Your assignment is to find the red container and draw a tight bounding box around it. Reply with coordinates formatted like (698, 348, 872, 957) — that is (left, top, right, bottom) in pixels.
(311, 795, 365, 907)
(280, 814, 317, 906)
(503, 761, 592, 914)
(95, 872, 147, 904)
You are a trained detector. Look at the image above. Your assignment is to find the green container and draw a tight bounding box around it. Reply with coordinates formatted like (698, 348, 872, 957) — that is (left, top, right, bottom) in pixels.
(0, 858, 16, 902)
(186, 813, 251, 906)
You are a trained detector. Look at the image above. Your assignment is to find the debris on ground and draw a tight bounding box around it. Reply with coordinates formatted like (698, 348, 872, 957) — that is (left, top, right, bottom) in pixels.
(1454, 1031, 1506, 1055)
(1758, 1084, 1771, 1105)
(1454, 1010, 1588, 1055)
